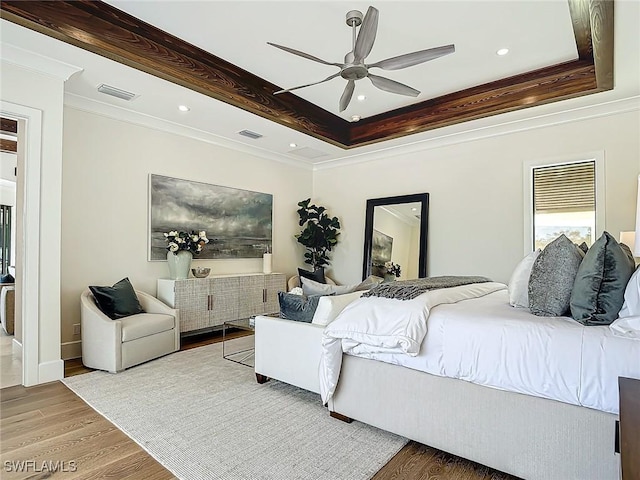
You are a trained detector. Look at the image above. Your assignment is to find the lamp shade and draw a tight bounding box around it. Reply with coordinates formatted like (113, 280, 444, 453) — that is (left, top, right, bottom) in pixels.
(636, 174, 640, 256)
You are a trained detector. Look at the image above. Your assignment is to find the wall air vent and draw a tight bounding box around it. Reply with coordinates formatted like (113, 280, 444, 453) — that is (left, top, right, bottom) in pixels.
(97, 83, 138, 101)
(238, 129, 263, 140)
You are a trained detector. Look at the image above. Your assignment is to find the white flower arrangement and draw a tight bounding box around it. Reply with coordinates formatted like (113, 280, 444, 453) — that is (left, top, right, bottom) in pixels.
(384, 261, 401, 278)
(164, 230, 209, 255)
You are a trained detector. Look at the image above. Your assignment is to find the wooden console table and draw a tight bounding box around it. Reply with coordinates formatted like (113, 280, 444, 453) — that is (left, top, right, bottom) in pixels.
(157, 273, 285, 334)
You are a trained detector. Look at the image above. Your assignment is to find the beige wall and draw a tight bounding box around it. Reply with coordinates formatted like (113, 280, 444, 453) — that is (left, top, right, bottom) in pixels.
(61, 107, 313, 357)
(314, 110, 640, 285)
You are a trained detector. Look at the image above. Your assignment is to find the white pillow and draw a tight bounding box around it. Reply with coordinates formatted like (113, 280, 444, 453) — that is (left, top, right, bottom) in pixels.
(311, 290, 365, 326)
(508, 249, 541, 308)
(609, 316, 640, 340)
(300, 276, 359, 296)
(618, 266, 640, 318)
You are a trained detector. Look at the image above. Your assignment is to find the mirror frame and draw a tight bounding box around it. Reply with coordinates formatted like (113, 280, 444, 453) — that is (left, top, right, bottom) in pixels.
(362, 193, 429, 280)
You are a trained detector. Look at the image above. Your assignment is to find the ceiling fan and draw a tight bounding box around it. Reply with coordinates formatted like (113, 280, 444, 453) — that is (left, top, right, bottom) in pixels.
(268, 6, 455, 113)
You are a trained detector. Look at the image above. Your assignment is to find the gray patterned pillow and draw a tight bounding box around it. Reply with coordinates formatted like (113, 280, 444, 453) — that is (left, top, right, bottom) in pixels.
(528, 234, 584, 316)
(570, 232, 635, 325)
(278, 292, 324, 323)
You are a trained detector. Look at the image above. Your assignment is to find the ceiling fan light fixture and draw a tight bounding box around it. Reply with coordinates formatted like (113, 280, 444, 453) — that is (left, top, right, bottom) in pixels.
(351, 115, 361, 122)
(497, 48, 510, 56)
(268, 6, 455, 112)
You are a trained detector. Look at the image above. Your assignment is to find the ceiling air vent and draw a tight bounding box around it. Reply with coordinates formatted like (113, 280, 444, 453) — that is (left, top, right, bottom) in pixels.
(288, 147, 329, 159)
(238, 129, 263, 140)
(97, 83, 138, 101)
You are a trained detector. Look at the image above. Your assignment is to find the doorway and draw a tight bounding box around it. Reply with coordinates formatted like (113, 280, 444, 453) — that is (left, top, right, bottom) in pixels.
(0, 117, 20, 387)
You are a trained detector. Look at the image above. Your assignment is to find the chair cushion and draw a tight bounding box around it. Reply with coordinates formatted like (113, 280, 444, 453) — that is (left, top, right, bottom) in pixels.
(89, 277, 144, 320)
(120, 313, 175, 342)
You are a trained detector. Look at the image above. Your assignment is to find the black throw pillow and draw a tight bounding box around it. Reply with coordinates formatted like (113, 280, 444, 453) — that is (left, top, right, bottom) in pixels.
(89, 277, 144, 320)
(298, 267, 326, 284)
(0, 273, 15, 284)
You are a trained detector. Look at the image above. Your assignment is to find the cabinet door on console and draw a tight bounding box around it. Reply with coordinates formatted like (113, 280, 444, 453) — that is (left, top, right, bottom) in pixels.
(209, 276, 240, 327)
(174, 279, 210, 333)
(237, 275, 266, 319)
(264, 274, 285, 314)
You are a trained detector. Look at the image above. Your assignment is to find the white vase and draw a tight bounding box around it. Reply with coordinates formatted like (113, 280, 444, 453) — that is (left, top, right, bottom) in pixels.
(167, 250, 192, 280)
(384, 273, 396, 282)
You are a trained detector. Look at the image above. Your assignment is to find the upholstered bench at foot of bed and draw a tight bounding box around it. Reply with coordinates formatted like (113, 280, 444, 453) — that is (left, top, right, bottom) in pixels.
(254, 315, 324, 394)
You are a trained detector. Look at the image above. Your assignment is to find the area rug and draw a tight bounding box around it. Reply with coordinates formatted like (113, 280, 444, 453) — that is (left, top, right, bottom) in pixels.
(63, 339, 407, 480)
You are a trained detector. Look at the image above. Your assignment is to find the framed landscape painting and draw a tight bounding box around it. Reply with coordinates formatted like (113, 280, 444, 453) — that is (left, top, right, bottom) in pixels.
(148, 174, 273, 260)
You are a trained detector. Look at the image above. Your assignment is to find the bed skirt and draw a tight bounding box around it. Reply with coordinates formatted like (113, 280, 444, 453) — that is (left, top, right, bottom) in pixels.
(328, 354, 619, 480)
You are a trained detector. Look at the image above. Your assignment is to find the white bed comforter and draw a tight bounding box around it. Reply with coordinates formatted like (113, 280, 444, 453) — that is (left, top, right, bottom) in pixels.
(319, 285, 640, 414)
(319, 282, 507, 403)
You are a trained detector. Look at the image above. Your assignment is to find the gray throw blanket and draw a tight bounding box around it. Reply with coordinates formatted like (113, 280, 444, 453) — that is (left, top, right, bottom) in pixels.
(362, 275, 492, 300)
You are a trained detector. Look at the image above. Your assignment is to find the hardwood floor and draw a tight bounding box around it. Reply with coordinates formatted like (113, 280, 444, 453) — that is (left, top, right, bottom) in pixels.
(1, 330, 517, 480)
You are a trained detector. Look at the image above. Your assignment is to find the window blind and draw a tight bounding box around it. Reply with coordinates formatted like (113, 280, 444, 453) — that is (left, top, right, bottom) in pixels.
(533, 161, 595, 214)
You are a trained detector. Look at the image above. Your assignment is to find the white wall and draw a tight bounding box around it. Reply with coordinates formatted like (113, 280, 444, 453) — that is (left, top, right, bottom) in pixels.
(314, 109, 640, 285)
(61, 107, 313, 357)
(1, 61, 66, 382)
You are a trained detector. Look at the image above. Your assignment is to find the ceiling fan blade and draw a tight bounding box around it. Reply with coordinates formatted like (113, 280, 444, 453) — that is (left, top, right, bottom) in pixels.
(274, 73, 341, 94)
(353, 6, 379, 63)
(267, 42, 342, 67)
(339, 80, 356, 112)
(368, 44, 455, 71)
(368, 74, 420, 97)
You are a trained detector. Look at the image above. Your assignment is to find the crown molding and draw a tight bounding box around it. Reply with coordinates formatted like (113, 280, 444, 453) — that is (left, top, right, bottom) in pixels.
(314, 95, 640, 171)
(1, 43, 82, 81)
(64, 93, 314, 171)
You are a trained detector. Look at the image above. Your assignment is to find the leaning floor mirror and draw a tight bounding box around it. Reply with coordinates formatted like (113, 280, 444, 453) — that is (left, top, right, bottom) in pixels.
(362, 193, 429, 281)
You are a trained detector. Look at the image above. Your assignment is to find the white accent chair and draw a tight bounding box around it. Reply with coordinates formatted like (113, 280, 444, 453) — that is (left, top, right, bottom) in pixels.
(286, 275, 336, 292)
(80, 289, 180, 373)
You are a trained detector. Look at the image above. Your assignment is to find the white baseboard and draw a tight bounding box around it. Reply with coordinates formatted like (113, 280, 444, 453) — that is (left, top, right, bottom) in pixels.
(38, 359, 64, 384)
(12, 337, 22, 355)
(61, 340, 82, 360)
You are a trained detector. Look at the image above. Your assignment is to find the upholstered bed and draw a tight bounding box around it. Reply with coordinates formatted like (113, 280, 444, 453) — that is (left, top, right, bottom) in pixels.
(255, 285, 638, 480)
(256, 234, 639, 479)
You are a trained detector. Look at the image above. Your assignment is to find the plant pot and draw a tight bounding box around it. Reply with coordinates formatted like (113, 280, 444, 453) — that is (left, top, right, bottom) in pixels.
(384, 273, 396, 282)
(167, 250, 192, 280)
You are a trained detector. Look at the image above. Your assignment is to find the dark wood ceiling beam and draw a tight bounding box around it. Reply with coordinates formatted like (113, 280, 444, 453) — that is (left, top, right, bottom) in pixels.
(349, 60, 598, 146)
(0, 0, 349, 147)
(1, 118, 18, 135)
(0, 139, 17, 153)
(0, 0, 614, 149)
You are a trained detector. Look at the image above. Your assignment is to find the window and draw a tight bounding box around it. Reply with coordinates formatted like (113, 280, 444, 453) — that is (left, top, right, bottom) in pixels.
(532, 161, 596, 250)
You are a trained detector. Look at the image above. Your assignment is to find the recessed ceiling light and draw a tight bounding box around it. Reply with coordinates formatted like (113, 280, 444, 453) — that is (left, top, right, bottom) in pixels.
(496, 48, 509, 56)
(178, 105, 190, 112)
(357, 94, 366, 101)
(351, 115, 361, 122)
(411, 207, 418, 211)
(289, 142, 297, 148)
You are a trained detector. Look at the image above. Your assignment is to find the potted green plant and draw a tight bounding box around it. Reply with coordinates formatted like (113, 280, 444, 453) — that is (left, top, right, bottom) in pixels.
(295, 198, 341, 271)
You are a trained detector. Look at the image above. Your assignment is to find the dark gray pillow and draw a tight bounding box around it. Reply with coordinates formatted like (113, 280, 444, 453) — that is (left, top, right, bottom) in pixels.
(298, 267, 326, 284)
(278, 292, 323, 323)
(528, 234, 584, 316)
(570, 232, 635, 325)
(89, 277, 144, 320)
